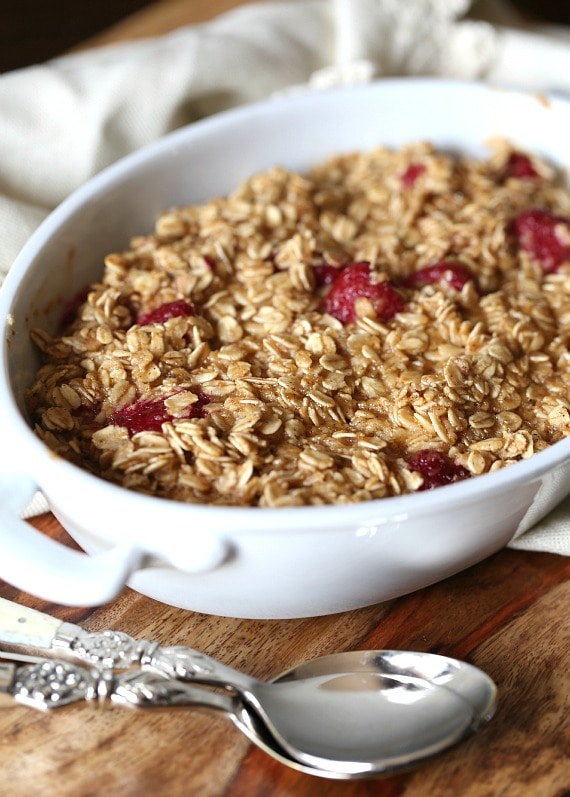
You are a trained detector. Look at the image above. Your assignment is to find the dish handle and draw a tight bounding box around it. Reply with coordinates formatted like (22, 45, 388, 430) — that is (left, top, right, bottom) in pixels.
(0, 472, 145, 606)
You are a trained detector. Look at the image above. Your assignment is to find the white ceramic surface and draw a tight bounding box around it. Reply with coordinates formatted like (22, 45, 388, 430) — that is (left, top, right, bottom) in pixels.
(2, 78, 570, 618)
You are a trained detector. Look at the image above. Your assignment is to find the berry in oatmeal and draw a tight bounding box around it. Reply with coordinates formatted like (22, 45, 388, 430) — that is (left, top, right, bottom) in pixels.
(110, 396, 178, 435)
(110, 391, 211, 436)
(138, 299, 195, 326)
(405, 261, 472, 292)
(314, 263, 342, 286)
(407, 449, 470, 491)
(401, 162, 426, 187)
(504, 151, 539, 180)
(513, 208, 570, 274)
(59, 286, 90, 328)
(321, 261, 405, 324)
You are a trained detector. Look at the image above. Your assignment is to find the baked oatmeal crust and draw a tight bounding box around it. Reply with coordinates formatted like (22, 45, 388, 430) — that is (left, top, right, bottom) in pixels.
(27, 141, 570, 506)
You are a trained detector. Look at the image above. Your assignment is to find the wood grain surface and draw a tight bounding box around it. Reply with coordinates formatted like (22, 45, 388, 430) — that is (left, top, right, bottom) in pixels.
(1, 1, 569, 795)
(1, 513, 569, 796)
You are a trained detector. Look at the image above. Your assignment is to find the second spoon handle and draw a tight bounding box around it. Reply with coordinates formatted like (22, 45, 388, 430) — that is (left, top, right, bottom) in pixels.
(0, 652, 237, 714)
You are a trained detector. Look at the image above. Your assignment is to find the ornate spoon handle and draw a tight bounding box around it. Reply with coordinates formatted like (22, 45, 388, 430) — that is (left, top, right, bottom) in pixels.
(0, 655, 235, 713)
(56, 625, 225, 681)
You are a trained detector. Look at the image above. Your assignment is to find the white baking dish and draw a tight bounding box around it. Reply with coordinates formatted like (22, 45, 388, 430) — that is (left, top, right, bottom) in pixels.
(1, 78, 569, 618)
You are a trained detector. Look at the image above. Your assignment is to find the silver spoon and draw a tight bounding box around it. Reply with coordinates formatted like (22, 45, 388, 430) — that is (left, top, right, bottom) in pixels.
(0, 648, 496, 779)
(263, 649, 497, 775)
(0, 598, 497, 777)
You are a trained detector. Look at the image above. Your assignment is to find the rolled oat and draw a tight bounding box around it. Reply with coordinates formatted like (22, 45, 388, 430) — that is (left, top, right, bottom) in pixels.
(27, 141, 570, 506)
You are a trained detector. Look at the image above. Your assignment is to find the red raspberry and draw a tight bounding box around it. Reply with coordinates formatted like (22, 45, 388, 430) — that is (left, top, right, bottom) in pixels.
(504, 152, 538, 180)
(110, 392, 211, 436)
(72, 402, 102, 430)
(60, 286, 90, 328)
(401, 163, 426, 188)
(408, 449, 470, 491)
(513, 208, 570, 273)
(405, 261, 472, 292)
(191, 392, 212, 419)
(110, 397, 173, 435)
(322, 262, 405, 324)
(314, 263, 342, 286)
(138, 299, 195, 326)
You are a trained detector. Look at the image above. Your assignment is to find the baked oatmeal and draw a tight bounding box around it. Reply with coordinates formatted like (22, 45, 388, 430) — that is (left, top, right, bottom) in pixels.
(27, 141, 570, 507)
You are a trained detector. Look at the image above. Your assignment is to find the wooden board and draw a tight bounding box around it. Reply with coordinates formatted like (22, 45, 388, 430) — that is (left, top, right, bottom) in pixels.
(1, 513, 568, 796)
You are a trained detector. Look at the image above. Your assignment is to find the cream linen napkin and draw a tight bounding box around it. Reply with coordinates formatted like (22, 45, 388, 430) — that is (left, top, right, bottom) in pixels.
(3, 0, 570, 555)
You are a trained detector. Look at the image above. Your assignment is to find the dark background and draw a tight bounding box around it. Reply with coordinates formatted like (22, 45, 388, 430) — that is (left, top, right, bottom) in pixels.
(0, 0, 153, 73)
(1, 0, 569, 74)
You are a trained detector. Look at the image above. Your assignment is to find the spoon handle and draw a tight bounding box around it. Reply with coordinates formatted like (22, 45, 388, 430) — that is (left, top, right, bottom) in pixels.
(0, 652, 237, 714)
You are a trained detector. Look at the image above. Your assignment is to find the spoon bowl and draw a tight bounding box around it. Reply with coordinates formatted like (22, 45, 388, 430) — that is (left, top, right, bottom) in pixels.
(144, 644, 497, 775)
(0, 648, 497, 779)
(256, 650, 497, 774)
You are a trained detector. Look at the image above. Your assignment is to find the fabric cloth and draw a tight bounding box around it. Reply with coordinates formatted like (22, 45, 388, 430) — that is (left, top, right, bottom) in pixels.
(3, 0, 570, 555)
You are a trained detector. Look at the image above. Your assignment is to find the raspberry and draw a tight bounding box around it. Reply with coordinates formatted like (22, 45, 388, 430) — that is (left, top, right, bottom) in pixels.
(191, 392, 212, 419)
(408, 449, 470, 491)
(505, 152, 538, 180)
(110, 392, 211, 436)
(401, 163, 426, 188)
(110, 397, 172, 435)
(60, 286, 90, 328)
(513, 208, 570, 273)
(138, 299, 195, 326)
(322, 261, 405, 324)
(405, 261, 472, 292)
(72, 402, 102, 430)
(314, 263, 341, 286)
